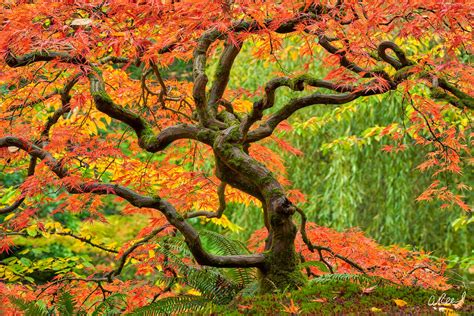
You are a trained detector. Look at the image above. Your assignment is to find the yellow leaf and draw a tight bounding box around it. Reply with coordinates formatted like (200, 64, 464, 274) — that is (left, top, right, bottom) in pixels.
(84, 121, 98, 135)
(393, 299, 408, 307)
(434, 307, 459, 316)
(148, 249, 155, 258)
(370, 307, 382, 312)
(207, 215, 242, 232)
(96, 119, 107, 131)
(4, 213, 15, 221)
(187, 289, 201, 296)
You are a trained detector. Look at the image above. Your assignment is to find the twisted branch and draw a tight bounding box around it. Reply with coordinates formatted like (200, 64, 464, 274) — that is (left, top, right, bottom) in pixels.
(295, 207, 365, 274)
(0, 136, 265, 269)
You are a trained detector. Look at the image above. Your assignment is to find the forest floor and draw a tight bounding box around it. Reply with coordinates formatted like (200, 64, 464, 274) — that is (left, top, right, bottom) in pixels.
(212, 279, 473, 315)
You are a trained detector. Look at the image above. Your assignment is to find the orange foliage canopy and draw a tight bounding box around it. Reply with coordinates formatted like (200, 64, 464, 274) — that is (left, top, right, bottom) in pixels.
(0, 0, 472, 312)
(249, 223, 450, 290)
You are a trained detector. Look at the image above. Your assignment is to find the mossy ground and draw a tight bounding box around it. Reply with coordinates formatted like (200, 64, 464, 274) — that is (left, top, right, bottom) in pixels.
(210, 280, 473, 315)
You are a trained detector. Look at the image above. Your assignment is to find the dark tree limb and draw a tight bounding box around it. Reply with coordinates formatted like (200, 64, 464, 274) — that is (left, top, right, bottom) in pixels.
(0, 194, 28, 215)
(240, 75, 360, 140)
(98, 56, 129, 64)
(245, 86, 389, 143)
(295, 207, 365, 274)
(192, 30, 222, 126)
(6, 50, 90, 68)
(208, 41, 242, 114)
(111, 224, 171, 277)
(150, 62, 168, 106)
(0, 136, 265, 269)
(88, 69, 215, 151)
(317, 35, 375, 77)
(377, 41, 413, 70)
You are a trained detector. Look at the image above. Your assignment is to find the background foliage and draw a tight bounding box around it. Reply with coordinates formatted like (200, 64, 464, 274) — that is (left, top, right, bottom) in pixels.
(1, 11, 472, 314)
(219, 38, 472, 278)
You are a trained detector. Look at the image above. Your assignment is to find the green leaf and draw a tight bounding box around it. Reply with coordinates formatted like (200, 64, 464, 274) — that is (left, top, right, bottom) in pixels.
(26, 226, 38, 237)
(19, 257, 32, 267)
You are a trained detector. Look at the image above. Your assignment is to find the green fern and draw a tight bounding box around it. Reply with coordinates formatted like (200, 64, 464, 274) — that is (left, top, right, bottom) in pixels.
(127, 295, 210, 316)
(8, 296, 48, 316)
(91, 293, 127, 316)
(199, 230, 250, 256)
(199, 230, 256, 287)
(146, 230, 260, 312)
(311, 273, 377, 285)
(157, 245, 239, 304)
(57, 291, 76, 316)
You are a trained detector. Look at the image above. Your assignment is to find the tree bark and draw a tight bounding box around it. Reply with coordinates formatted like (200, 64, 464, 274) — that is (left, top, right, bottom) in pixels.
(213, 126, 306, 292)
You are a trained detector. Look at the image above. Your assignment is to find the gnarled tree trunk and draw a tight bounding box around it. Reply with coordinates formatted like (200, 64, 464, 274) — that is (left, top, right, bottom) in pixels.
(214, 126, 305, 291)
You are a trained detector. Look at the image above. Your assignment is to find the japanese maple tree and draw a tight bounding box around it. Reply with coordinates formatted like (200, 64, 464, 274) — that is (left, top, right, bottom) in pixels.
(0, 0, 472, 311)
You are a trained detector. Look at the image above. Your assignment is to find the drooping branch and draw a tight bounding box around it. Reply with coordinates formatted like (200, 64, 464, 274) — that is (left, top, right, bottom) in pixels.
(1, 73, 80, 214)
(0, 136, 265, 269)
(6, 73, 81, 113)
(111, 224, 171, 277)
(295, 207, 366, 274)
(317, 35, 377, 78)
(2, 230, 118, 254)
(0, 191, 29, 214)
(88, 69, 215, 152)
(6, 90, 58, 112)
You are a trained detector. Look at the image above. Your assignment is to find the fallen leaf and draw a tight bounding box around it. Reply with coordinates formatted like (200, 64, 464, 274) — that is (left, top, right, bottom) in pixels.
(433, 307, 459, 316)
(71, 18, 93, 26)
(312, 298, 328, 303)
(238, 305, 252, 310)
(393, 299, 408, 307)
(370, 307, 382, 312)
(281, 299, 300, 314)
(362, 286, 377, 294)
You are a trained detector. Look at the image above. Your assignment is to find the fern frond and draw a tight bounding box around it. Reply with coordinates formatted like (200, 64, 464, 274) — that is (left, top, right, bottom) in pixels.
(199, 230, 256, 287)
(92, 293, 127, 316)
(57, 291, 76, 316)
(157, 246, 239, 304)
(311, 273, 377, 285)
(8, 296, 48, 316)
(200, 230, 250, 256)
(127, 295, 210, 316)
